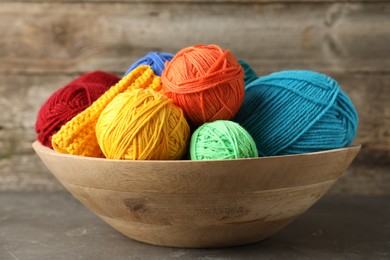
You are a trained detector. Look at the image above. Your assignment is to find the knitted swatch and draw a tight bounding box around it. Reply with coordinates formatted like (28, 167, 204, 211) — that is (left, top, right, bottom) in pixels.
(35, 71, 119, 148)
(52, 66, 161, 157)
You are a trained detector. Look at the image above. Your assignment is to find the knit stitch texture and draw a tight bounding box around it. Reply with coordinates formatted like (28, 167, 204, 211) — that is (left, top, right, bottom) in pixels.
(52, 66, 161, 157)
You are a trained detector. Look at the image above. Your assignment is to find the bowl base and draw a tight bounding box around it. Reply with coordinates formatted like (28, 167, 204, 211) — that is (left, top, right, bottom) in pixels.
(101, 214, 296, 248)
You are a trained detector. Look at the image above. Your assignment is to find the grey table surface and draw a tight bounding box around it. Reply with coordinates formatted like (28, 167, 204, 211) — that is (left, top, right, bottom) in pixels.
(0, 192, 389, 260)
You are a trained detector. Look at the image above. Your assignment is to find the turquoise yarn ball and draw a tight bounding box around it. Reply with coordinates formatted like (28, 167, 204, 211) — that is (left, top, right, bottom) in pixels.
(234, 70, 358, 156)
(239, 60, 257, 86)
(190, 120, 258, 160)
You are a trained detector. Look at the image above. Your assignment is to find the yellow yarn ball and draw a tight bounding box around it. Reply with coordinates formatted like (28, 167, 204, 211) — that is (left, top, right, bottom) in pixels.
(96, 88, 190, 160)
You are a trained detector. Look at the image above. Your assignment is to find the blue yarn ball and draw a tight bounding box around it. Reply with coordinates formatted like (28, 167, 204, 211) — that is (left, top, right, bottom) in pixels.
(238, 60, 258, 86)
(124, 52, 174, 77)
(234, 70, 358, 156)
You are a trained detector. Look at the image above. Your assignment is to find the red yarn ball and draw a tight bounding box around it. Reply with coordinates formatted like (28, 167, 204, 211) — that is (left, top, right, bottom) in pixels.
(35, 71, 120, 148)
(161, 44, 245, 126)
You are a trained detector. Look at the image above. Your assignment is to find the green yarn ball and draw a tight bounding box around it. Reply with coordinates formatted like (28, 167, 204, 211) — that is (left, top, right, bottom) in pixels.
(190, 120, 258, 160)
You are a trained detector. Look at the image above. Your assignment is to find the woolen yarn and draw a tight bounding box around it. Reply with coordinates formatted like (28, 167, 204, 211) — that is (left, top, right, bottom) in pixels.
(124, 52, 174, 77)
(161, 44, 245, 126)
(239, 60, 257, 86)
(52, 66, 161, 157)
(190, 120, 258, 160)
(234, 70, 358, 156)
(35, 71, 120, 148)
(96, 88, 190, 160)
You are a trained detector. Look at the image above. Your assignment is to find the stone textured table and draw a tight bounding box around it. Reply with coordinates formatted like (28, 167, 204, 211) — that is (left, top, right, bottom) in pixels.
(0, 192, 389, 260)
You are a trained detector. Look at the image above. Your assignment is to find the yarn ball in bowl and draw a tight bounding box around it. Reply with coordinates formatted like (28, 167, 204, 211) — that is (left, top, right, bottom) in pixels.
(190, 120, 258, 160)
(238, 60, 258, 86)
(96, 88, 190, 160)
(51, 66, 161, 158)
(161, 44, 245, 126)
(35, 71, 120, 148)
(124, 52, 174, 77)
(234, 70, 358, 156)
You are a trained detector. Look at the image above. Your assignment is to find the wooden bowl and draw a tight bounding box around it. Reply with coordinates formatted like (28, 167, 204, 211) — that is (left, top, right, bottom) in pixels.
(33, 141, 360, 248)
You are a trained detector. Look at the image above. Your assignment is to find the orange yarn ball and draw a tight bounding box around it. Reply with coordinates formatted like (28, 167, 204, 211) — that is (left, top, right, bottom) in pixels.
(161, 44, 245, 126)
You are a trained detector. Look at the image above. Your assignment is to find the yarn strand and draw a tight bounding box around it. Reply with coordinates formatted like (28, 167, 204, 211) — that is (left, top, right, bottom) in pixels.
(234, 70, 358, 156)
(52, 66, 161, 157)
(190, 120, 258, 160)
(161, 44, 245, 126)
(35, 71, 120, 148)
(96, 89, 189, 160)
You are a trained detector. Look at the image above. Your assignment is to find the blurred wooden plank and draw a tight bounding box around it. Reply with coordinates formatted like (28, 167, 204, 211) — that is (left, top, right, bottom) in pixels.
(331, 72, 390, 166)
(0, 2, 389, 75)
(0, 127, 64, 191)
(0, 0, 389, 194)
(0, 74, 95, 129)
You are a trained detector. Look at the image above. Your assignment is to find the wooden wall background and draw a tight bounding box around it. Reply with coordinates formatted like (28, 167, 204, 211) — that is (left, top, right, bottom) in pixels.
(0, 0, 389, 194)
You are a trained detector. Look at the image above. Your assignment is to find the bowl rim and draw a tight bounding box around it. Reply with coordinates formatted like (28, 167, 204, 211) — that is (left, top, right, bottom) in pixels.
(32, 140, 361, 164)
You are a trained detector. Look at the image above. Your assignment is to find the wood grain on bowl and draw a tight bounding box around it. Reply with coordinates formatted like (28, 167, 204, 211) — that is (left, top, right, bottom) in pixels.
(32, 141, 360, 248)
